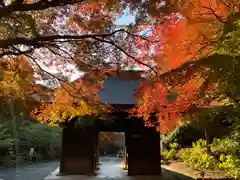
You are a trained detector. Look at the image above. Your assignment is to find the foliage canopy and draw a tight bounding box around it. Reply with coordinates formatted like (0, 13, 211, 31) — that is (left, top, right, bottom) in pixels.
(0, 0, 240, 132)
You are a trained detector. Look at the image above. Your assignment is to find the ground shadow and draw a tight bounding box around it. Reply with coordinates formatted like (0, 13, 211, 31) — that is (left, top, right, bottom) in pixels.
(161, 168, 195, 180)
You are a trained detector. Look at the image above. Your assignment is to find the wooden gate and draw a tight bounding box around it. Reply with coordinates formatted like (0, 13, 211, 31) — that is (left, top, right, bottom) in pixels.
(126, 126, 161, 175)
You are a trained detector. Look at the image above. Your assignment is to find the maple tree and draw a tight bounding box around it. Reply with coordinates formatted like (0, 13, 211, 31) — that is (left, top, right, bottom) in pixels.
(134, 0, 240, 133)
(0, 56, 52, 113)
(0, 0, 163, 72)
(0, 56, 38, 117)
(0, 0, 162, 126)
(31, 72, 106, 127)
(0, 0, 240, 134)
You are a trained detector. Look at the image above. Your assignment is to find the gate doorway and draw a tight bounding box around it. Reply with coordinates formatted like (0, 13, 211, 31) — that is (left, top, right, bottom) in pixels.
(96, 132, 126, 178)
(59, 117, 161, 176)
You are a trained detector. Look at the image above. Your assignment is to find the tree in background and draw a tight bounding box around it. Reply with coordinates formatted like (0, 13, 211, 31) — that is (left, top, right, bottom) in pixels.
(0, 57, 62, 166)
(0, 123, 13, 165)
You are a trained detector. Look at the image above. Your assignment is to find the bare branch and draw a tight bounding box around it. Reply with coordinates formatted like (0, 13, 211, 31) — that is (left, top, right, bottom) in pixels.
(0, 30, 146, 49)
(120, 29, 159, 43)
(91, 36, 158, 76)
(0, 0, 85, 18)
(0, 35, 93, 50)
(45, 43, 91, 71)
(0, 48, 34, 57)
(25, 54, 84, 99)
(0, 29, 159, 75)
(201, 4, 227, 24)
(21, 52, 107, 110)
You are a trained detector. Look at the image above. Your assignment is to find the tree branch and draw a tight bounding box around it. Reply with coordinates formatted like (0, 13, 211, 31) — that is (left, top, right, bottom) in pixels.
(91, 36, 158, 76)
(0, 29, 159, 75)
(24, 53, 91, 103)
(0, 0, 85, 18)
(0, 35, 97, 50)
(201, 4, 227, 24)
(0, 29, 141, 49)
(0, 48, 34, 57)
(159, 54, 240, 85)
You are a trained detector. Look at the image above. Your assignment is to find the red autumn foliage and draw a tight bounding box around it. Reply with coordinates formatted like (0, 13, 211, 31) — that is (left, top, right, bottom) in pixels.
(100, 132, 120, 142)
(61, 0, 237, 134)
(134, 0, 237, 133)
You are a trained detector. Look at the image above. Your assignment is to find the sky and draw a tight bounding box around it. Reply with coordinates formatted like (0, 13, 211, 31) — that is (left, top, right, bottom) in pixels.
(114, 7, 136, 26)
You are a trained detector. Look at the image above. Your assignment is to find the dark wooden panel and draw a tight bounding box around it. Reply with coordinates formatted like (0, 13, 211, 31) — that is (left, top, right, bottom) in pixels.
(126, 127, 161, 176)
(60, 127, 97, 175)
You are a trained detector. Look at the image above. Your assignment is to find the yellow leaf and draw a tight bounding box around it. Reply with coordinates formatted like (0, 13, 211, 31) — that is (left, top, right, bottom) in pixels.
(51, 111, 60, 121)
(61, 110, 69, 120)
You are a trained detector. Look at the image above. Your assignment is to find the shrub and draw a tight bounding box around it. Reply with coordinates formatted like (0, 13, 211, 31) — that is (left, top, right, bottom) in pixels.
(0, 124, 13, 157)
(169, 142, 178, 149)
(211, 138, 240, 179)
(211, 138, 240, 156)
(161, 142, 178, 161)
(192, 138, 208, 149)
(218, 154, 240, 179)
(180, 148, 217, 171)
(161, 149, 177, 160)
(179, 139, 217, 172)
(180, 139, 240, 179)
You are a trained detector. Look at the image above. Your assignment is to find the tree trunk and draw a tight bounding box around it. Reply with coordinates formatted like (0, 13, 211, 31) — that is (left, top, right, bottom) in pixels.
(9, 99, 21, 165)
(204, 125, 211, 154)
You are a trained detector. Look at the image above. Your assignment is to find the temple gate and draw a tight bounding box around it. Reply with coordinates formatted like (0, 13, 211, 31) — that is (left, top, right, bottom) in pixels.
(59, 71, 161, 176)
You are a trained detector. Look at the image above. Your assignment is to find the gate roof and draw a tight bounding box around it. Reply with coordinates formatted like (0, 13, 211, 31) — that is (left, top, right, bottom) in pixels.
(99, 70, 142, 105)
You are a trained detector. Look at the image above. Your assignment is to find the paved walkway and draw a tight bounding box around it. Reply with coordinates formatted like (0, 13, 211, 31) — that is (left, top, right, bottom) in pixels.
(0, 161, 59, 180)
(0, 157, 195, 180)
(162, 162, 200, 178)
(45, 157, 194, 180)
(98, 157, 125, 178)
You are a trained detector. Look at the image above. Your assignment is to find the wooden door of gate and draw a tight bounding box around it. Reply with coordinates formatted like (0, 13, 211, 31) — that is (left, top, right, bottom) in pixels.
(60, 127, 97, 175)
(126, 127, 161, 176)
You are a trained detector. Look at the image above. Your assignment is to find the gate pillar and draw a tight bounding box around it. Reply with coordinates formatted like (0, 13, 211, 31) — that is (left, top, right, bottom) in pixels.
(126, 126, 161, 175)
(60, 126, 97, 175)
